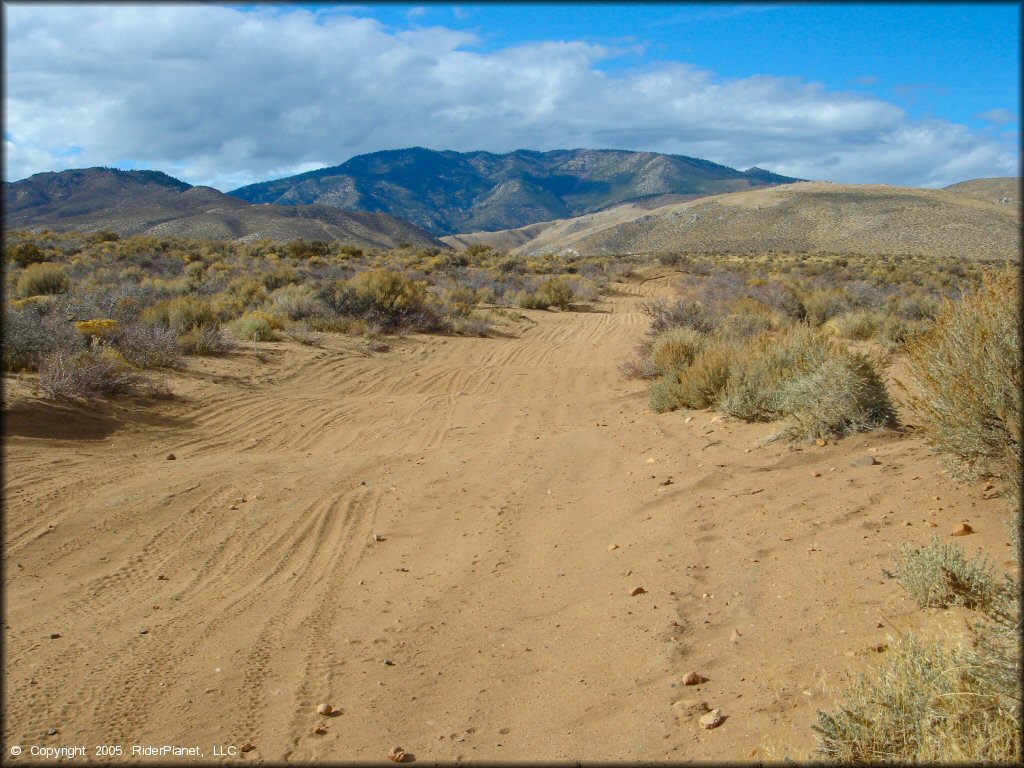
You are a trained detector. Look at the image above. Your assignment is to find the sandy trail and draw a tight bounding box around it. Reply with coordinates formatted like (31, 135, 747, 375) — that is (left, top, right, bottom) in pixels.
(3, 270, 1014, 762)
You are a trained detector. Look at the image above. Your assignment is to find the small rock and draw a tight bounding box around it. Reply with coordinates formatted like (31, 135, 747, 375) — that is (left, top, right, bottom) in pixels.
(659, 478, 673, 486)
(383, 659, 395, 666)
(748, 749, 757, 758)
(157, 575, 168, 580)
(682, 671, 704, 685)
(926, 521, 938, 528)
(314, 725, 327, 735)
(386, 745, 407, 762)
(810, 471, 821, 478)
(630, 586, 647, 596)
(850, 455, 879, 467)
(729, 629, 741, 642)
(698, 708, 724, 729)
(139, 628, 149, 635)
(607, 544, 619, 551)
(372, 533, 385, 542)
(49, 633, 61, 640)
(902, 521, 912, 526)
(240, 743, 255, 753)
(815, 438, 827, 447)
(645, 458, 657, 464)
(47, 727, 59, 736)
(316, 703, 334, 716)
(952, 522, 974, 536)
(684, 416, 694, 423)
(982, 482, 994, 492)
(166, 453, 176, 460)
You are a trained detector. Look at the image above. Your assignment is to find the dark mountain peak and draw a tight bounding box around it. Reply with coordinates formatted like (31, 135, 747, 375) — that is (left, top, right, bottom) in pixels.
(229, 148, 801, 234)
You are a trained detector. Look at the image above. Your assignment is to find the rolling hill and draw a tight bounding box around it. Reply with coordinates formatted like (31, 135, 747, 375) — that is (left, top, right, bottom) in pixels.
(442, 179, 1021, 261)
(228, 147, 801, 235)
(3, 167, 444, 249)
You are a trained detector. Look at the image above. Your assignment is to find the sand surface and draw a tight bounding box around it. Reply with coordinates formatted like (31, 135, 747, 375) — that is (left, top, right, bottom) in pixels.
(3, 269, 1014, 762)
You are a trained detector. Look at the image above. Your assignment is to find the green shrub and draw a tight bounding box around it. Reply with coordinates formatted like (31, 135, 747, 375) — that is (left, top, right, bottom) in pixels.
(894, 537, 998, 610)
(16, 262, 71, 297)
(6, 241, 47, 267)
(231, 311, 276, 341)
(649, 376, 684, 413)
(779, 352, 896, 440)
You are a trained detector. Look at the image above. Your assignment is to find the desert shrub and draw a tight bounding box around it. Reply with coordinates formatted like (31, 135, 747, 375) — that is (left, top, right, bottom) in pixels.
(266, 284, 320, 321)
(620, 343, 657, 379)
(2, 303, 83, 372)
(893, 292, 940, 321)
(440, 285, 478, 317)
(894, 537, 998, 610)
(74, 318, 119, 341)
(641, 298, 717, 336)
(650, 327, 706, 375)
(813, 603, 1020, 762)
(514, 287, 551, 310)
(17, 262, 71, 297)
(905, 268, 1020, 497)
(717, 326, 832, 422)
(538, 276, 576, 309)
(112, 323, 180, 368)
(347, 268, 430, 327)
(230, 311, 277, 341)
(674, 342, 735, 409)
(649, 376, 684, 413)
(178, 325, 234, 355)
(6, 241, 47, 267)
(447, 313, 491, 337)
(141, 296, 217, 334)
(825, 309, 883, 340)
(38, 348, 140, 399)
(779, 352, 896, 439)
(803, 289, 850, 326)
(261, 265, 298, 290)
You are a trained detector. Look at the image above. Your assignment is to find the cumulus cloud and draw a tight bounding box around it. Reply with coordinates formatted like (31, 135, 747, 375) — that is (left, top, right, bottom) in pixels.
(4, 4, 1017, 189)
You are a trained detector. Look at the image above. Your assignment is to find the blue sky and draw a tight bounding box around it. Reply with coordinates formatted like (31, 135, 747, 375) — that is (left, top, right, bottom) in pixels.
(5, 2, 1020, 189)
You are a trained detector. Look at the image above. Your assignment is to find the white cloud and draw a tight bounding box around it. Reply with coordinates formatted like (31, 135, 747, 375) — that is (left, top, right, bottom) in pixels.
(977, 108, 1016, 126)
(4, 4, 1017, 190)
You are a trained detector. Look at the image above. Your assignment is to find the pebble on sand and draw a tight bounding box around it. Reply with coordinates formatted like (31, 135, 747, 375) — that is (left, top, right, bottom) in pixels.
(698, 708, 725, 729)
(729, 629, 741, 642)
(240, 743, 255, 753)
(682, 671, 705, 685)
(607, 544, 619, 551)
(317, 703, 334, 716)
(166, 453, 176, 460)
(630, 586, 647, 596)
(314, 726, 327, 735)
(49, 633, 61, 640)
(952, 522, 974, 536)
(387, 746, 407, 762)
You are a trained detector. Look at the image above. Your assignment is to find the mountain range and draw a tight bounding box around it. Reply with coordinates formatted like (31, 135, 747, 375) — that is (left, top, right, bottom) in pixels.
(228, 147, 801, 235)
(2, 167, 443, 249)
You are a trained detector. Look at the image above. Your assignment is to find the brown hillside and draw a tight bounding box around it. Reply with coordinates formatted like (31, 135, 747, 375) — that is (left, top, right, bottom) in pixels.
(445, 181, 1020, 261)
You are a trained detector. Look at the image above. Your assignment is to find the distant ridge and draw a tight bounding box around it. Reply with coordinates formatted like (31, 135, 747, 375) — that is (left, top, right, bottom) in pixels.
(228, 147, 803, 235)
(3, 167, 444, 249)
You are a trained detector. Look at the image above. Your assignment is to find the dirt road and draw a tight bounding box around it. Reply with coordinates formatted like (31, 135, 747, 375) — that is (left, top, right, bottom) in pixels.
(3, 270, 1010, 761)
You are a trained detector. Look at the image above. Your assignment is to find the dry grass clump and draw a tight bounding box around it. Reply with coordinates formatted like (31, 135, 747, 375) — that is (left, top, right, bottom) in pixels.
(38, 348, 142, 400)
(813, 622, 1020, 763)
(111, 323, 180, 369)
(230, 311, 277, 341)
(649, 323, 896, 438)
(650, 327, 706, 375)
(905, 267, 1021, 498)
(894, 537, 999, 610)
(17, 262, 71, 297)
